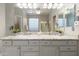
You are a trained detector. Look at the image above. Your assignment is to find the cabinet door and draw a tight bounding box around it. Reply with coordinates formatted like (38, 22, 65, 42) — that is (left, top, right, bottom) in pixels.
(40, 46, 59, 56)
(2, 46, 19, 56)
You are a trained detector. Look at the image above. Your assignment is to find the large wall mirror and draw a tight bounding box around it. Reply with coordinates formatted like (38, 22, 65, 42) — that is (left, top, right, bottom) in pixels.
(9, 3, 76, 35)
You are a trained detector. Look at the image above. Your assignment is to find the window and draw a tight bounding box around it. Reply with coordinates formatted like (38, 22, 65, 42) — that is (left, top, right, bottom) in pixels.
(29, 18, 39, 32)
(57, 19, 65, 27)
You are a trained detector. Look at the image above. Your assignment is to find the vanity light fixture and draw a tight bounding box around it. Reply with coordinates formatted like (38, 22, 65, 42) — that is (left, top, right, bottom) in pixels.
(16, 3, 63, 9)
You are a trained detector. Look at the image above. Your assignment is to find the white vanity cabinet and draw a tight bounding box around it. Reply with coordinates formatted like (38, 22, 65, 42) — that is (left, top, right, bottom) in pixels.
(0, 39, 78, 56)
(39, 40, 77, 56)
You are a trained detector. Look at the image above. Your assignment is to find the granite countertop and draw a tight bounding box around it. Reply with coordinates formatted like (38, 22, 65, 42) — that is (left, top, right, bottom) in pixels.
(0, 35, 78, 40)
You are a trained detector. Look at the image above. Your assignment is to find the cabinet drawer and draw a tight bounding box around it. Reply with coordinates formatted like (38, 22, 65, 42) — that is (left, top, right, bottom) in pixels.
(29, 41, 39, 45)
(2, 40, 12, 46)
(40, 41, 51, 45)
(60, 46, 77, 51)
(51, 41, 77, 45)
(13, 40, 28, 46)
(21, 46, 39, 52)
(21, 52, 39, 56)
(60, 52, 77, 56)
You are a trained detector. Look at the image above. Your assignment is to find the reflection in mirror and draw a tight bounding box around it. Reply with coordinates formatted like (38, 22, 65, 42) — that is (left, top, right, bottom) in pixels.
(65, 4, 75, 32)
(4, 3, 76, 36)
(41, 21, 49, 32)
(55, 14, 65, 34)
(53, 15, 56, 32)
(28, 18, 39, 32)
(65, 8, 74, 27)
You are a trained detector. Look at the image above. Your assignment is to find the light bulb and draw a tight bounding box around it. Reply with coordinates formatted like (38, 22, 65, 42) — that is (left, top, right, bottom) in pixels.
(43, 3, 47, 8)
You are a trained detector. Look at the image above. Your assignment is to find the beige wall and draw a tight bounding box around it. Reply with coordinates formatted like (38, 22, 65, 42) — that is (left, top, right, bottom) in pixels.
(0, 4, 6, 37)
(5, 3, 15, 35)
(5, 4, 23, 35)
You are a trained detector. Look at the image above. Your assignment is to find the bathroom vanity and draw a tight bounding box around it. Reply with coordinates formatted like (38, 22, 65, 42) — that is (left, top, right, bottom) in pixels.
(0, 35, 79, 56)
